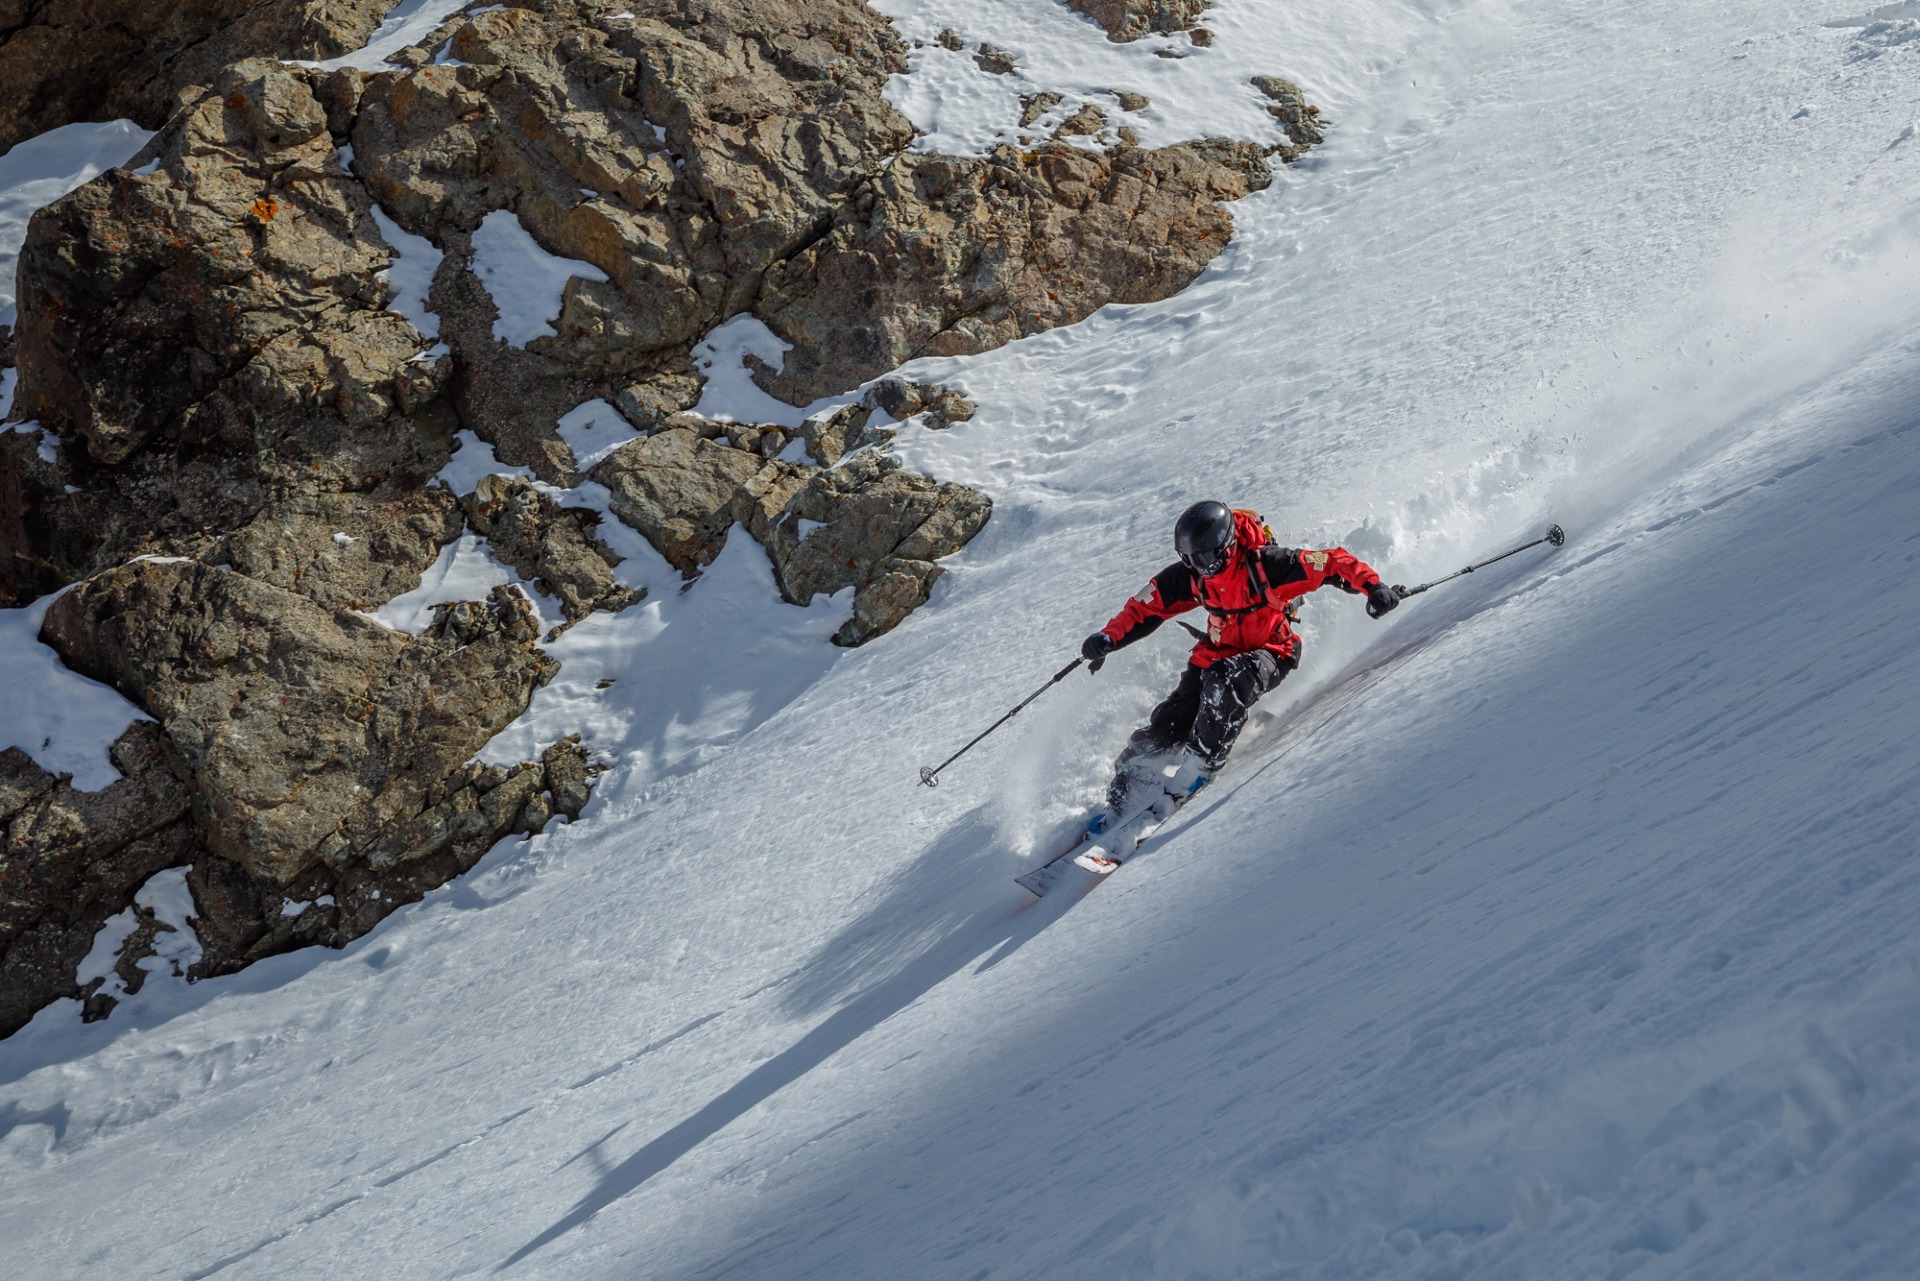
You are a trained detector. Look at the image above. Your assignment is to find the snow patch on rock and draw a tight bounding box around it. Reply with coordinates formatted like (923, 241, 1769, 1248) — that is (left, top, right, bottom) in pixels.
(555, 399, 642, 471)
(469, 209, 609, 348)
(0, 588, 152, 789)
(370, 205, 444, 340)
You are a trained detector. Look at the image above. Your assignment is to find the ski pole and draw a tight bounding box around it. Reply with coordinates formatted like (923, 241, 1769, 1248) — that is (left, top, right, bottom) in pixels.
(918, 657, 1084, 787)
(1392, 524, 1565, 600)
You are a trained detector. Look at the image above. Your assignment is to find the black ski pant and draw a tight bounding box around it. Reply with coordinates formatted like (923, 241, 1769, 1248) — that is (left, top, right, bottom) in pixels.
(1107, 649, 1295, 810)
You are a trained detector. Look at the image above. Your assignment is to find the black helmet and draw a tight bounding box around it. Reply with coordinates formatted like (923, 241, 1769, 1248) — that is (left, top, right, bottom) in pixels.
(1175, 500, 1236, 578)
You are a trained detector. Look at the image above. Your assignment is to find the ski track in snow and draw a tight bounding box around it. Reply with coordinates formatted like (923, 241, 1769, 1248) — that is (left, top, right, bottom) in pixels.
(6, 0, 1920, 1278)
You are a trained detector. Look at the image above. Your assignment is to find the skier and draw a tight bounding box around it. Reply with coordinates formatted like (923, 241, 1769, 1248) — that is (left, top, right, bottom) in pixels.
(1081, 501, 1397, 830)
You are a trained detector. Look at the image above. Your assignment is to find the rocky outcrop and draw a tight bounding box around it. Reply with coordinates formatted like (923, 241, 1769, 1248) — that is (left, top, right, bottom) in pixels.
(0, 723, 194, 1038)
(347, 0, 918, 476)
(219, 489, 465, 611)
(592, 395, 990, 644)
(9, 60, 458, 594)
(1063, 0, 1210, 43)
(762, 451, 992, 646)
(0, 557, 595, 1032)
(753, 139, 1272, 402)
(592, 425, 779, 574)
(460, 474, 643, 623)
(41, 559, 556, 885)
(1252, 76, 1325, 160)
(0, 0, 390, 153)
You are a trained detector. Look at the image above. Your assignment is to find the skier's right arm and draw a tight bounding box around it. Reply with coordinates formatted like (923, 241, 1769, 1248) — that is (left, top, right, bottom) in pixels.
(1100, 564, 1199, 650)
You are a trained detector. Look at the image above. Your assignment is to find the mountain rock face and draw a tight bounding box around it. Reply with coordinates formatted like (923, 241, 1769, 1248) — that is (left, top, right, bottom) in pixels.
(0, 0, 1320, 1035)
(0, 0, 391, 153)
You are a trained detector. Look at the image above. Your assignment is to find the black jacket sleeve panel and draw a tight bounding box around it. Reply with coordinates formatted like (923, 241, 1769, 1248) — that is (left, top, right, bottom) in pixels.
(1110, 563, 1197, 648)
(1258, 545, 1309, 588)
(1153, 562, 1199, 607)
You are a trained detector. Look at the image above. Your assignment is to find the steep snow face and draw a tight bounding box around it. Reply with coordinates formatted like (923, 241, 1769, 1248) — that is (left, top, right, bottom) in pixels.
(6, 2, 1920, 1280)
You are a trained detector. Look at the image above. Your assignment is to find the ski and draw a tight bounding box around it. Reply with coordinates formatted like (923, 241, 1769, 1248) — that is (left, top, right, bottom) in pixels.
(1015, 794, 1186, 897)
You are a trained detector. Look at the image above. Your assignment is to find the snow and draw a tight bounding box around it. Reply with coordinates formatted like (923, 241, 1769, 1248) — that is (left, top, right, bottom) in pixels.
(8, 1, 1920, 1279)
(73, 869, 202, 1005)
(433, 428, 534, 494)
(689, 313, 832, 426)
(372, 533, 558, 634)
(554, 398, 641, 471)
(369, 205, 444, 340)
(0, 119, 152, 330)
(0, 367, 13, 418)
(476, 531, 851, 788)
(134, 869, 202, 980)
(469, 209, 610, 348)
(0, 588, 152, 789)
(297, 0, 474, 71)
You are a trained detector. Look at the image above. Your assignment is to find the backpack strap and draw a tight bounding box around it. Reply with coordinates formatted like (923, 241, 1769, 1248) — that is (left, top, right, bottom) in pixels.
(1199, 517, 1277, 618)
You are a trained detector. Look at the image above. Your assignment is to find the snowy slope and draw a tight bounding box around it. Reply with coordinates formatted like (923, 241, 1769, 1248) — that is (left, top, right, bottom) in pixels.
(5, 1, 1920, 1279)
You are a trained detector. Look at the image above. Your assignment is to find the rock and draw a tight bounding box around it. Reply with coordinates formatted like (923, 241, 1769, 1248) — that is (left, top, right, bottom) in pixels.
(1055, 104, 1108, 138)
(0, 0, 392, 153)
(353, 0, 915, 353)
(0, 723, 195, 1039)
(1063, 0, 1210, 43)
(40, 559, 556, 887)
(460, 474, 644, 622)
(15, 62, 409, 467)
(7, 61, 457, 592)
(182, 741, 590, 976)
(753, 139, 1273, 402)
(589, 426, 769, 573)
(760, 451, 991, 645)
(220, 489, 464, 611)
(1114, 91, 1151, 112)
(615, 372, 704, 431)
(936, 27, 964, 50)
(868, 377, 976, 429)
(1251, 75, 1326, 152)
(1188, 26, 1213, 46)
(975, 43, 1017, 74)
(798, 403, 880, 467)
(1019, 92, 1065, 129)
(542, 736, 594, 820)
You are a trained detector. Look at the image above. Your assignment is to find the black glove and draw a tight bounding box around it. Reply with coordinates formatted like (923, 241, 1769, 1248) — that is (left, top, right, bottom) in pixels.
(1365, 582, 1400, 619)
(1081, 632, 1115, 672)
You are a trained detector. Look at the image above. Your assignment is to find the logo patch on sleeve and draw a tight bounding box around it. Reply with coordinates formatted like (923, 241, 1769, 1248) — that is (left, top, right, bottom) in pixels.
(1134, 581, 1157, 603)
(1304, 551, 1330, 572)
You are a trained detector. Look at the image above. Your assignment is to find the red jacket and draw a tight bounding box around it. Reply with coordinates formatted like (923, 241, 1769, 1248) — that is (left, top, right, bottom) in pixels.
(1101, 510, 1383, 668)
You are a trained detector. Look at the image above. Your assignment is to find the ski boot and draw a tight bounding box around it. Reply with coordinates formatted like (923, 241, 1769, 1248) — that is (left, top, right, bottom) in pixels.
(1149, 749, 1214, 819)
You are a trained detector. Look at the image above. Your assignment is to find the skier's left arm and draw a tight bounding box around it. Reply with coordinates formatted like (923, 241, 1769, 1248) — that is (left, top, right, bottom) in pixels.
(1261, 546, 1400, 618)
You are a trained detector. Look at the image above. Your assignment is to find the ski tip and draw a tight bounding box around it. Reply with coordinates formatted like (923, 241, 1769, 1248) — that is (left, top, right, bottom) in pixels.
(1014, 869, 1052, 897)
